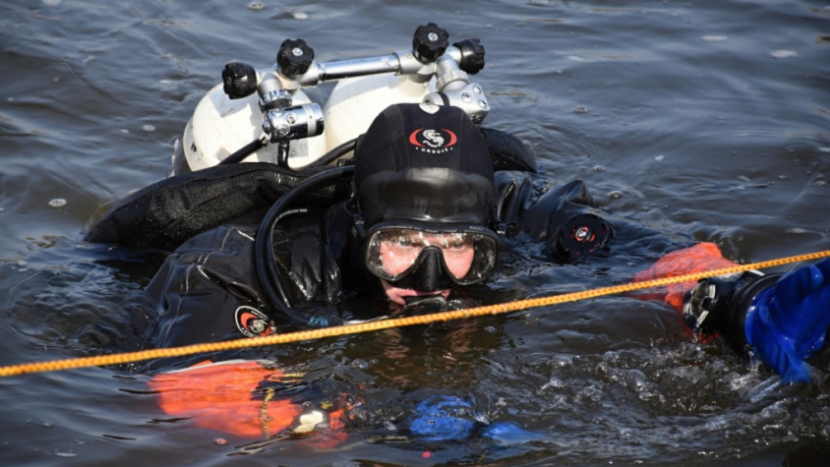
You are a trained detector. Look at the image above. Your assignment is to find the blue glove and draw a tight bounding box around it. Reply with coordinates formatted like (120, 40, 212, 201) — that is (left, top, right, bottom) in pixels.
(408, 396, 544, 444)
(409, 396, 475, 441)
(745, 257, 830, 383)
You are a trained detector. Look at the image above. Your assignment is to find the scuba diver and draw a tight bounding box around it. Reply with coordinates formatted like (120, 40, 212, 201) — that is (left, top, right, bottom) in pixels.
(86, 103, 830, 444)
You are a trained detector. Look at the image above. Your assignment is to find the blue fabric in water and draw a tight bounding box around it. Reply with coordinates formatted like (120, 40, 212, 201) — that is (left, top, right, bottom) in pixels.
(409, 396, 543, 444)
(409, 396, 475, 441)
(745, 257, 830, 383)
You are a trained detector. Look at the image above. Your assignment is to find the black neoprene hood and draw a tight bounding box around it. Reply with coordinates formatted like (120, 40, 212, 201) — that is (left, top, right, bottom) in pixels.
(354, 104, 495, 227)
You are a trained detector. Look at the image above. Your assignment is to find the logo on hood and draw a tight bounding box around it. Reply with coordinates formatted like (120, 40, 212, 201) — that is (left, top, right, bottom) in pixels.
(235, 306, 277, 338)
(409, 128, 458, 153)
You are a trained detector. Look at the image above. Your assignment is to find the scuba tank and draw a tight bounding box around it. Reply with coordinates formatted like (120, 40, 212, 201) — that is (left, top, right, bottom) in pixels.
(171, 23, 490, 175)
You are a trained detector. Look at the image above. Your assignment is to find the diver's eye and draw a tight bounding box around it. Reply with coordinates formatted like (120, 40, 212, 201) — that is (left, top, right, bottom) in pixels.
(392, 237, 424, 249)
(397, 239, 415, 248)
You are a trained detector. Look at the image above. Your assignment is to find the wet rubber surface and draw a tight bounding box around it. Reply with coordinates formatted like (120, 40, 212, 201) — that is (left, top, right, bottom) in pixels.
(1, 1, 829, 466)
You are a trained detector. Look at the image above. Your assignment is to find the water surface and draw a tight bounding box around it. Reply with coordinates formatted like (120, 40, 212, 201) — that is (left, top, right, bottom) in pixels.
(1, 1, 829, 466)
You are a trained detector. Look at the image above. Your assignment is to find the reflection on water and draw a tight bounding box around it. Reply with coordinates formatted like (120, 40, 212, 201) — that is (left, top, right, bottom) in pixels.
(1, 0, 829, 465)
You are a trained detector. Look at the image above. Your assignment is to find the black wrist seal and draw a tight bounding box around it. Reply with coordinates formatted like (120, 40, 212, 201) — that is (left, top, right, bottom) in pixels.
(682, 272, 781, 353)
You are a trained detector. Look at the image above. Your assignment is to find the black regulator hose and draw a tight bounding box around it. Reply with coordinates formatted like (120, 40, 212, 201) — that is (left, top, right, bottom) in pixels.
(220, 137, 357, 167)
(255, 165, 355, 327)
(219, 139, 264, 165)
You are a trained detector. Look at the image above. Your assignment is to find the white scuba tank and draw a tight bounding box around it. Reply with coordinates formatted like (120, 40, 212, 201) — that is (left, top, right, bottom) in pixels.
(175, 73, 436, 175)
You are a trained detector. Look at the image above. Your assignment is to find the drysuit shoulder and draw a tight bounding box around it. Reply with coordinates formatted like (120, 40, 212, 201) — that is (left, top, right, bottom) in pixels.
(480, 127, 537, 174)
(85, 163, 350, 252)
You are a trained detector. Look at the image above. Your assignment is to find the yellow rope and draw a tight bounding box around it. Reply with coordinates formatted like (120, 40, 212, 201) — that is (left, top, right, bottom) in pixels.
(1, 249, 827, 378)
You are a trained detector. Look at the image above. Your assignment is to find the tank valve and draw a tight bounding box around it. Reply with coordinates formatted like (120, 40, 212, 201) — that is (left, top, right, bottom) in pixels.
(221, 62, 258, 99)
(453, 38, 485, 74)
(277, 38, 315, 78)
(412, 23, 449, 64)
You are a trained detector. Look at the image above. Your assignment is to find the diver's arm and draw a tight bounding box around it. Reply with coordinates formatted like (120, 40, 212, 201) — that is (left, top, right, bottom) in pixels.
(683, 257, 830, 383)
(493, 172, 700, 260)
(493, 172, 612, 257)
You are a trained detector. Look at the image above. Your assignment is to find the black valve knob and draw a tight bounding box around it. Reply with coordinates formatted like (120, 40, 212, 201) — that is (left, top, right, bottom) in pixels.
(412, 23, 449, 64)
(453, 38, 485, 74)
(222, 62, 258, 99)
(277, 38, 314, 77)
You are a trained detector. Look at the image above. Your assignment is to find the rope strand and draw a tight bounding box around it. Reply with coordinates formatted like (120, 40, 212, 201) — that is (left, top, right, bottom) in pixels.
(1, 249, 827, 378)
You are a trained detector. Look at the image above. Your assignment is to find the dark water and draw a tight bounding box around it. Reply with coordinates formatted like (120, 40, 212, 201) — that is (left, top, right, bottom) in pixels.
(1, 0, 829, 465)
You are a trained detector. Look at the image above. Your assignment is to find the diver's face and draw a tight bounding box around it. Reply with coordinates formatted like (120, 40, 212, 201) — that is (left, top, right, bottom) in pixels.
(377, 231, 475, 305)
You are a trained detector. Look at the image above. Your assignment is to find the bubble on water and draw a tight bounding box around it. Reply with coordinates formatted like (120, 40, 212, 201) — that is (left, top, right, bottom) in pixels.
(725, 371, 761, 392)
(214, 438, 227, 445)
(48, 198, 67, 208)
(573, 106, 589, 114)
(17, 260, 27, 267)
(350, 358, 369, 369)
(549, 355, 573, 368)
(770, 50, 797, 59)
(655, 155, 664, 162)
(593, 165, 605, 172)
(626, 369, 649, 391)
(53, 77, 60, 83)
(142, 124, 155, 132)
(121, 129, 129, 134)
(484, 325, 497, 333)
(608, 190, 623, 199)
(759, 400, 789, 420)
(159, 79, 173, 87)
(616, 426, 637, 440)
(702, 35, 728, 42)
(540, 376, 565, 392)
(247, 2, 265, 10)
(293, 11, 309, 20)
(578, 382, 604, 403)
(778, 175, 788, 180)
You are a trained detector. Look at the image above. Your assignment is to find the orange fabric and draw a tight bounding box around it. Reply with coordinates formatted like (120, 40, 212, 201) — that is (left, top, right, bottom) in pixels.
(149, 360, 301, 438)
(634, 243, 738, 312)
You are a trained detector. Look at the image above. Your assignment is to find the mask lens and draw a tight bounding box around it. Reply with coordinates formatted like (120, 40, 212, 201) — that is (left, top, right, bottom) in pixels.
(364, 227, 497, 284)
